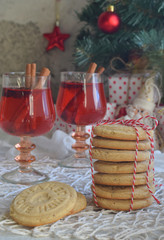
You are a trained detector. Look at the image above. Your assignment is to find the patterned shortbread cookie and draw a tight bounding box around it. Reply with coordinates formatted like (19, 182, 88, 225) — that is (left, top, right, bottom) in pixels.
(96, 196, 153, 211)
(92, 148, 150, 162)
(93, 184, 155, 199)
(92, 137, 151, 150)
(94, 160, 154, 173)
(94, 172, 154, 186)
(10, 181, 77, 227)
(69, 192, 87, 215)
(93, 124, 153, 141)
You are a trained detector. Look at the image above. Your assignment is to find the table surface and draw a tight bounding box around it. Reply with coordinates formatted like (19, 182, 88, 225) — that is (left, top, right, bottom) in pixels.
(0, 130, 164, 240)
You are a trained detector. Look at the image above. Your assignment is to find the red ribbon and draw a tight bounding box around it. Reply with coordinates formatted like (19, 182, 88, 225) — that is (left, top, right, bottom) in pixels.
(89, 115, 160, 211)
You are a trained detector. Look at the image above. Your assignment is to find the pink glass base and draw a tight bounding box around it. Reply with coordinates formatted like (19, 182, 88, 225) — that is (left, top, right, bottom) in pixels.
(1, 136, 49, 185)
(59, 126, 91, 168)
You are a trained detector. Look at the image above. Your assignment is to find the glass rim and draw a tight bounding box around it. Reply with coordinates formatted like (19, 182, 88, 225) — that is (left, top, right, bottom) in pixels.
(3, 72, 24, 76)
(2, 72, 50, 79)
(60, 71, 100, 75)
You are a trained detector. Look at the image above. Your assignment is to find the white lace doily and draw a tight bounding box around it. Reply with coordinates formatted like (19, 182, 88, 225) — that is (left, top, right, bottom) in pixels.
(0, 143, 164, 240)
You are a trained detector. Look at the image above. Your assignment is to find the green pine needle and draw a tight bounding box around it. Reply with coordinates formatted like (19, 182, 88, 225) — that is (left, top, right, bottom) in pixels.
(73, 0, 164, 79)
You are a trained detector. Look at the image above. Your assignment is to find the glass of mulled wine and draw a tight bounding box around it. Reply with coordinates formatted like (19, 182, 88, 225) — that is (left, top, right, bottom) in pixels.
(0, 72, 55, 184)
(56, 72, 107, 168)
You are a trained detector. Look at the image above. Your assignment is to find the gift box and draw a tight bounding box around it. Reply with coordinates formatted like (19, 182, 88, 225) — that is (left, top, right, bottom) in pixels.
(103, 102, 117, 120)
(54, 103, 117, 134)
(108, 73, 147, 105)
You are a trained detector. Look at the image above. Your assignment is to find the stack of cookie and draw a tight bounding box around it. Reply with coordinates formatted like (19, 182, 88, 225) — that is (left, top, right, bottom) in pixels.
(10, 181, 87, 227)
(91, 124, 155, 211)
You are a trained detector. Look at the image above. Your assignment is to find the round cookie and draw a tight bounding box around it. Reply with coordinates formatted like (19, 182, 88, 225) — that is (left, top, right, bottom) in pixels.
(94, 160, 154, 173)
(10, 181, 77, 227)
(93, 184, 155, 199)
(94, 172, 154, 186)
(91, 148, 150, 162)
(96, 196, 153, 211)
(69, 192, 87, 215)
(92, 137, 151, 150)
(93, 124, 153, 141)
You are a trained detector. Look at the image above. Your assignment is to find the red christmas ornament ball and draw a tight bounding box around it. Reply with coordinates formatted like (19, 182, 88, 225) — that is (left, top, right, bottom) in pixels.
(98, 6, 121, 34)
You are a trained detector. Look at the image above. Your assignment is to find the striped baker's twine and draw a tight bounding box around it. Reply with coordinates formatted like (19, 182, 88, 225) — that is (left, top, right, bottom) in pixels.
(89, 115, 160, 210)
(89, 123, 102, 207)
(129, 126, 139, 211)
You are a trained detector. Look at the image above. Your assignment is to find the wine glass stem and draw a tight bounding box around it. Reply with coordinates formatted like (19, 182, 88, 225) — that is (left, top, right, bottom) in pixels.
(71, 126, 90, 158)
(15, 136, 36, 173)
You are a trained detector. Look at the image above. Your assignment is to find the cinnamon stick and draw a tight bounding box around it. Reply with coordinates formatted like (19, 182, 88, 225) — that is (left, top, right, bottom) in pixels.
(34, 67, 50, 89)
(31, 67, 50, 130)
(96, 66, 105, 75)
(25, 64, 31, 88)
(86, 62, 97, 82)
(31, 63, 36, 88)
(87, 62, 97, 74)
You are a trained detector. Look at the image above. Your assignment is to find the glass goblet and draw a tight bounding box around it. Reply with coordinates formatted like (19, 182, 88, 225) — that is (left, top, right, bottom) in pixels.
(56, 72, 107, 168)
(0, 72, 55, 184)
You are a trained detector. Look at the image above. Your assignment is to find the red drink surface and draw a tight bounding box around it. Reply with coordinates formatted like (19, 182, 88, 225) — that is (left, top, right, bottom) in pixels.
(0, 88, 55, 137)
(56, 81, 106, 125)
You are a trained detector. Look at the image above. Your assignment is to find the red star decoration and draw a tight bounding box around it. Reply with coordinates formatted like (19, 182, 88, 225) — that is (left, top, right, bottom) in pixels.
(43, 25, 70, 51)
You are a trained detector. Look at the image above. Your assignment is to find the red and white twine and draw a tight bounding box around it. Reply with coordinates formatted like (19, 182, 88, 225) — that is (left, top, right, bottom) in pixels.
(89, 115, 160, 211)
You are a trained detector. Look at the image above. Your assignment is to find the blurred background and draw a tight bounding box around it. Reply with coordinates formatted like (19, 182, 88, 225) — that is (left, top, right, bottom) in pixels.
(0, 0, 164, 105)
(0, 0, 87, 102)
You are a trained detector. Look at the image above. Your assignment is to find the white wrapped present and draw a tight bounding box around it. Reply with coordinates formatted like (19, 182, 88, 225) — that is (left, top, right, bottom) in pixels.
(108, 73, 146, 105)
